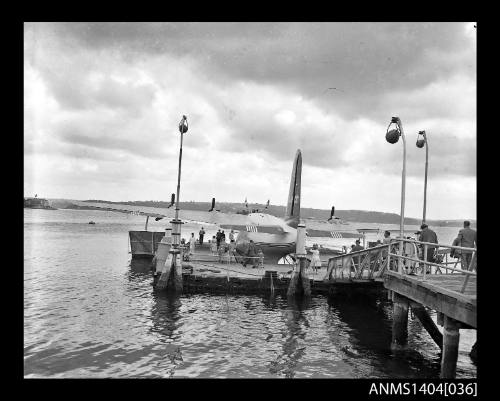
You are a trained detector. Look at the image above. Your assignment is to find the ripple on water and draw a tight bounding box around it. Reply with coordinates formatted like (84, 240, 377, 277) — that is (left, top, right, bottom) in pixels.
(24, 210, 477, 378)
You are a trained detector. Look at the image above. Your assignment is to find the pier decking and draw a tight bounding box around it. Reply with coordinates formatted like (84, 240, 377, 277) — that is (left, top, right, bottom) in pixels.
(384, 270, 476, 327)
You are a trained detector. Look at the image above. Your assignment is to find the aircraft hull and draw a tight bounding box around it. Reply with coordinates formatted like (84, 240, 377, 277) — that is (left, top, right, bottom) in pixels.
(235, 230, 296, 264)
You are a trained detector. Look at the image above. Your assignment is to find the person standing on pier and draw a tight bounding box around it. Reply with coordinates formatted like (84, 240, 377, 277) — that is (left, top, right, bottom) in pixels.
(243, 239, 257, 268)
(382, 230, 391, 244)
(257, 249, 264, 269)
(216, 229, 222, 249)
(211, 236, 218, 255)
(309, 244, 322, 273)
(418, 224, 438, 263)
(221, 230, 226, 245)
(229, 239, 236, 262)
(351, 239, 364, 269)
(199, 227, 206, 246)
(457, 221, 477, 271)
(189, 232, 196, 257)
(229, 229, 235, 242)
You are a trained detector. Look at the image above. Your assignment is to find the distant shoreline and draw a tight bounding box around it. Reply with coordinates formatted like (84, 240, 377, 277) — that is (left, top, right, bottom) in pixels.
(43, 198, 475, 228)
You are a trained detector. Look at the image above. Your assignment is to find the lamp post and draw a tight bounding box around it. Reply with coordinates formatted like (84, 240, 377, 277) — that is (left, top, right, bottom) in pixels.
(171, 115, 188, 285)
(416, 130, 429, 225)
(385, 116, 406, 273)
(156, 115, 188, 291)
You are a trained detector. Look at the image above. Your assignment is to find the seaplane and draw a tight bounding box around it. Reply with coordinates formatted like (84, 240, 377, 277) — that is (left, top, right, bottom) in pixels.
(71, 149, 414, 263)
(201, 149, 368, 263)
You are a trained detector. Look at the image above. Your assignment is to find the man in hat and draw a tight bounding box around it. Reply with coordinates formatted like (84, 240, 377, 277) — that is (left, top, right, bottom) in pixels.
(199, 227, 206, 246)
(457, 220, 477, 271)
(418, 223, 438, 263)
(351, 239, 364, 268)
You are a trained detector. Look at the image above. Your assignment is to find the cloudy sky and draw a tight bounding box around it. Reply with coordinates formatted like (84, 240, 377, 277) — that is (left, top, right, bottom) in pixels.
(24, 22, 476, 220)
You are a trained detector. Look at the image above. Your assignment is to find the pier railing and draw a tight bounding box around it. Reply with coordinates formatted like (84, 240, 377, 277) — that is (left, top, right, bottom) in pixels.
(386, 238, 476, 294)
(324, 244, 392, 281)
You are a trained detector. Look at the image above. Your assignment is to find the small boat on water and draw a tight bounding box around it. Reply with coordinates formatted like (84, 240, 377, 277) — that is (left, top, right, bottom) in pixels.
(89, 221, 96, 225)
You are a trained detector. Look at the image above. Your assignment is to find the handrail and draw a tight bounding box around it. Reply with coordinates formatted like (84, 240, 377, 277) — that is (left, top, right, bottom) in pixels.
(325, 245, 389, 281)
(387, 252, 476, 276)
(329, 244, 389, 259)
(386, 238, 476, 294)
(389, 238, 476, 253)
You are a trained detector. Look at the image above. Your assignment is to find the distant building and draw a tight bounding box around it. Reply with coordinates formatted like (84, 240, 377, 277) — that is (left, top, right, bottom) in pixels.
(24, 197, 55, 209)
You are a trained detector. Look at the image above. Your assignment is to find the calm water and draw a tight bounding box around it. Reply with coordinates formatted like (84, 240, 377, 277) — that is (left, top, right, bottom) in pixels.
(24, 209, 476, 378)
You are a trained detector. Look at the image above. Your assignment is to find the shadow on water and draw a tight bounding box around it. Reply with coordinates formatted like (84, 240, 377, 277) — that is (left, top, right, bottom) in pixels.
(327, 294, 441, 378)
(150, 291, 182, 342)
(129, 258, 153, 274)
(126, 258, 155, 289)
(268, 295, 311, 378)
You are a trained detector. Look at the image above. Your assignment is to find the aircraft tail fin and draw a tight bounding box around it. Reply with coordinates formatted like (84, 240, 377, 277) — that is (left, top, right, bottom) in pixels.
(284, 149, 302, 228)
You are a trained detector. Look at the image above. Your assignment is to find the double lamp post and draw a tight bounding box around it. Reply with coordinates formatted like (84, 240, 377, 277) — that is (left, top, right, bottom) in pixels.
(385, 117, 429, 270)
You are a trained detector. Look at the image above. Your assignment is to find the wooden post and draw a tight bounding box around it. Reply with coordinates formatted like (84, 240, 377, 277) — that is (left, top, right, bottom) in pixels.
(391, 293, 409, 350)
(287, 223, 310, 297)
(299, 257, 311, 296)
(410, 302, 443, 349)
(440, 316, 460, 379)
(423, 244, 428, 278)
(469, 341, 477, 363)
(145, 215, 149, 231)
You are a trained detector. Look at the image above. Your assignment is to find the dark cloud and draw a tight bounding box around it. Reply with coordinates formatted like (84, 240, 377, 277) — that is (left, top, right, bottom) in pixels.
(217, 111, 476, 178)
(38, 22, 474, 120)
(24, 22, 476, 217)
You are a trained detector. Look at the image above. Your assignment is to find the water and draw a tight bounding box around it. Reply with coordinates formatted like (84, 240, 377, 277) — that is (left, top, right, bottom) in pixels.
(24, 209, 476, 378)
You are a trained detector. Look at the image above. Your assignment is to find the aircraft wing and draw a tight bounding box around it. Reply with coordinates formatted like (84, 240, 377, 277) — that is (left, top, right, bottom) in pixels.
(71, 201, 169, 219)
(306, 228, 364, 239)
(219, 224, 285, 234)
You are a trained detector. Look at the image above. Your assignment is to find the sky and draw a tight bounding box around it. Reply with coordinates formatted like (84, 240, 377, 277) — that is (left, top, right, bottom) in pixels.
(24, 22, 476, 220)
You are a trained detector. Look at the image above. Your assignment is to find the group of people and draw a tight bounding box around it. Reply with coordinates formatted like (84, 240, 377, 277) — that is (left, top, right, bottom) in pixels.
(184, 227, 265, 267)
(209, 229, 237, 261)
(380, 220, 476, 272)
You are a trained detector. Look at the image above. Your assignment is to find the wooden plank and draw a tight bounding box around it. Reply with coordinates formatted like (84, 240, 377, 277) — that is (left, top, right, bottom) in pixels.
(385, 271, 476, 302)
(384, 273, 476, 327)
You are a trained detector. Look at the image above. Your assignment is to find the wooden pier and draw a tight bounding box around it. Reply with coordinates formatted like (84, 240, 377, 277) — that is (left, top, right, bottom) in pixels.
(383, 238, 477, 379)
(153, 249, 383, 296)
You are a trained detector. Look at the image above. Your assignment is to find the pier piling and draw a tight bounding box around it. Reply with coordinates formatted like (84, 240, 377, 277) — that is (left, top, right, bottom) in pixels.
(391, 293, 409, 350)
(287, 223, 311, 298)
(469, 341, 477, 363)
(410, 301, 443, 349)
(440, 316, 460, 378)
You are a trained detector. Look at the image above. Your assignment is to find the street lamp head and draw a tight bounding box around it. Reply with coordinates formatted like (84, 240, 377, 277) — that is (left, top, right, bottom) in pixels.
(179, 115, 188, 134)
(416, 130, 426, 148)
(386, 128, 400, 144)
(385, 118, 401, 144)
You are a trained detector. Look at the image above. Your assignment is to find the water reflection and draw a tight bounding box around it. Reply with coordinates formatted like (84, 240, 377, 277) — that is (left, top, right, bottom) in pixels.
(268, 295, 311, 378)
(150, 292, 182, 341)
(328, 294, 392, 354)
(327, 294, 441, 378)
